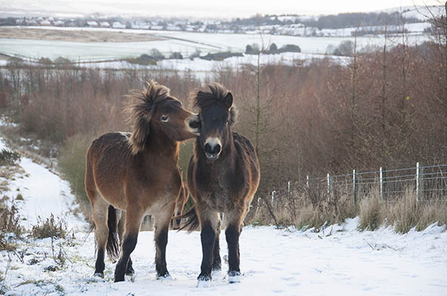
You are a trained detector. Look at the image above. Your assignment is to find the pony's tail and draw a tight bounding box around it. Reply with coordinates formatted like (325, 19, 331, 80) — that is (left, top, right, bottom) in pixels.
(106, 205, 120, 260)
(179, 206, 200, 232)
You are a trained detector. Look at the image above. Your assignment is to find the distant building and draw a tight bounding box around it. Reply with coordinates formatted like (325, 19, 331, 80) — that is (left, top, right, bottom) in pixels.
(112, 22, 126, 29)
(150, 25, 163, 30)
(100, 22, 111, 28)
(86, 21, 99, 27)
(131, 22, 150, 29)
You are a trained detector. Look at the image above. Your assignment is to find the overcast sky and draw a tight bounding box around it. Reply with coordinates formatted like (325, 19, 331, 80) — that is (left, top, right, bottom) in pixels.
(0, 0, 443, 18)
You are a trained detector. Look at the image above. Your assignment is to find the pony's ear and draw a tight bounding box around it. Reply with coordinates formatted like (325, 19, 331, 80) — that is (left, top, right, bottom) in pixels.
(224, 92, 233, 109)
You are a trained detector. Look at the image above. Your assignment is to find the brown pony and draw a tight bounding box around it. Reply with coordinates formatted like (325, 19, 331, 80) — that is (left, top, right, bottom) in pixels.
(85, 81, 200, 282)
(183, 83, 260, 286)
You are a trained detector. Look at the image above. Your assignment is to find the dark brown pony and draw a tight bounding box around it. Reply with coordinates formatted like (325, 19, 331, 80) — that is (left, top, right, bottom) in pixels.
(85, 81, 200, 282)
(184, 83, 260, 286)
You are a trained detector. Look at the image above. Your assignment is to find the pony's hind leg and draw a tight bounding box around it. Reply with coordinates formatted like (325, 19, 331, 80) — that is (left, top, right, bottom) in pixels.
(114, 207, 144, 282)
(153, 203, 175, 278)
(117, 211, 134, 276)
(91, 195, 110, 277)
(224, 210, 244, 283)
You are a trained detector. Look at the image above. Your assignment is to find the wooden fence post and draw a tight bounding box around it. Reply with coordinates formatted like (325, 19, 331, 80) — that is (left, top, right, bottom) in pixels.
(416, 162, 424, 202)
(353, 169, 358, 206)
(380, 167, 386, 201)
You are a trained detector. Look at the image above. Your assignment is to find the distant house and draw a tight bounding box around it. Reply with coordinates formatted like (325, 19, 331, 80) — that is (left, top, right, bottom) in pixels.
(131, 22, 150, 29)
(166, 25, 179, 31)
(150, 25, 163, 30)
(54, 20, 64, 26)
(112, 22, 126, 29)
(100, 22, 111, 28)
(40, 20, 51, 26)
(86, 21, 99, 27)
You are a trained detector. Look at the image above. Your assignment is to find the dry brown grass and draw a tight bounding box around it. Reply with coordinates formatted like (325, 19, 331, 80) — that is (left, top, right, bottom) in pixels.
(249, 185, 447, 233)
(0, 200, 23, 251)
(249, 187, 357, 230)
(0, 28, 163, 43)
(359, 188, 382, 231)
(30, 214, 67, 239)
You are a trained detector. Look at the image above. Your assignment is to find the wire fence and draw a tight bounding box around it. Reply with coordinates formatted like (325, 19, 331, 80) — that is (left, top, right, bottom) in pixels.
(270, 163, 447, 206)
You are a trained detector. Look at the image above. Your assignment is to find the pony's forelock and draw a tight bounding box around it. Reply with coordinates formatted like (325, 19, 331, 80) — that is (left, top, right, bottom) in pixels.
(192, 83, 237, 125)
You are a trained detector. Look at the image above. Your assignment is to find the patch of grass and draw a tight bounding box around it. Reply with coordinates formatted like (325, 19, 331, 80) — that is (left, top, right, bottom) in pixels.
(31, 214, 67, 239)
(0, 200, 23, 251)
(58, 133, 96, 221)
(359, 188, 382, 231)
(55, 284, 65, 294)
(385, 190, 421, 233)
(0, 148, 21, 166)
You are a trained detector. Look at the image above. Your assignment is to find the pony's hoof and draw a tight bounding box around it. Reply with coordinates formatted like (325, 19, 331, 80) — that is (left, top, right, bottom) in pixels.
(157, 273, 172, 281)
(197, 274, 212, 288)
(228, 271, 241, 283)
(114, 275, 125, 283)
(125, 272, 136, 282)
(93, 272, 104, 278)
(125, 268, 135, 277)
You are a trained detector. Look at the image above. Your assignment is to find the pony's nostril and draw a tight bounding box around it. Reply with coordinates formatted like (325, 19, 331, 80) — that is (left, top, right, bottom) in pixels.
(189, 120, 200, 129)
(204, 143, 212, 154)
(205, 143, 221, 155)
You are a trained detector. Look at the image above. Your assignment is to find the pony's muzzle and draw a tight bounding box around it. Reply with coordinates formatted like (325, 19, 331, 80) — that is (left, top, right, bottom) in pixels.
(204, 137, 222, 160)
(185, 114, 201, 136)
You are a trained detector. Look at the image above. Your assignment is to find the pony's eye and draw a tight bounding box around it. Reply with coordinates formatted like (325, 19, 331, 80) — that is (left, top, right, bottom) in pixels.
(161, 115, 169, 122)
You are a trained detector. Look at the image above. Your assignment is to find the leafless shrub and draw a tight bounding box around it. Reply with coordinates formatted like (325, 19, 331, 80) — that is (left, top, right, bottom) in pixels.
(0, 200, 23, 251)
(30, 214, 67, 239)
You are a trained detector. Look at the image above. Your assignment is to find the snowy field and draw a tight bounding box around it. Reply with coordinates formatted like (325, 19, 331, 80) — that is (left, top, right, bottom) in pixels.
(0, 26, 430, 61)
(1, 137, 447, 295)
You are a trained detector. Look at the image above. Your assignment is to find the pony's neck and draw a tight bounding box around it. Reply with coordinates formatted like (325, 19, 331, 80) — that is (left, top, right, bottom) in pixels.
(145, 129, 179, 160)
(221, 131, 236, 161)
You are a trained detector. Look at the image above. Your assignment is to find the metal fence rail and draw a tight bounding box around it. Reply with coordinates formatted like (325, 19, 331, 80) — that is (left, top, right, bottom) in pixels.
(273, 163, 447, 206)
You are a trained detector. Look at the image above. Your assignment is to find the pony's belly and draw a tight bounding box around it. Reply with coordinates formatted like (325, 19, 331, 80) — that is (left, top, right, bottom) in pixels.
(202, 191, 235, 213)
(95, 182, 127, 210)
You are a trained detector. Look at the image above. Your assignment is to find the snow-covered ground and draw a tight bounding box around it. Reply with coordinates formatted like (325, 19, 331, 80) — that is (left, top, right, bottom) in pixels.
(1, 136, 447, 295)
(0, 136, 84, 231)
(0, 26, 430, 61)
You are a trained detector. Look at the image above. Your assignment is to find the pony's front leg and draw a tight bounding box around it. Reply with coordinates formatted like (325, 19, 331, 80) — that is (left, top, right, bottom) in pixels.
(153, 204, 175, 279)
(225, 210, 243, 283)
(114, 208, 143, 282)
(212, 218, 222, 272)
(197, 206, 220, 286)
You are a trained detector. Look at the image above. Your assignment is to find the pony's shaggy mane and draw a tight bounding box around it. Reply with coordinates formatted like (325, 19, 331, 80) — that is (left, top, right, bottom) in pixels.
(126, 80, 171, 154)
(193, 83, 237, 125)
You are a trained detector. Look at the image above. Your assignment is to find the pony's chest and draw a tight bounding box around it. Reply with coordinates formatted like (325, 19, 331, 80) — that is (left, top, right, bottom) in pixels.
(198, 170, 242, 212)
